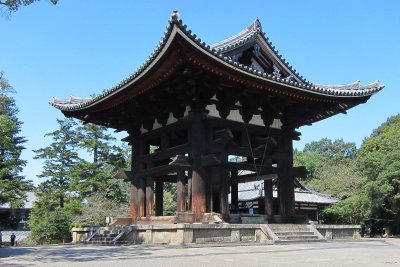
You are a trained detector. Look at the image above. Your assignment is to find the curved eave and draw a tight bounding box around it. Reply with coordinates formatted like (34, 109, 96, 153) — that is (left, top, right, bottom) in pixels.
(52, 13, 384, 113)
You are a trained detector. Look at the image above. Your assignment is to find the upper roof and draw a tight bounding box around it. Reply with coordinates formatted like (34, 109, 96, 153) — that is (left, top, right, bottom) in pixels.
(211, 18, 307, 84)
(51, 11, 383, 122)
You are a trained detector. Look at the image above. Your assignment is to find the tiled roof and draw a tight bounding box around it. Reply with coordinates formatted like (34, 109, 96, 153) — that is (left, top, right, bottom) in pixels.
(0, 192, 36, 209)
(233, 180, 338, 205)
(51, 10, 384, 111)
(211, 18, 307, 84)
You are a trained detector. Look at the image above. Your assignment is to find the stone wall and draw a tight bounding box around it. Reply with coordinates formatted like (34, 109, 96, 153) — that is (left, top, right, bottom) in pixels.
(126, 224, 270, 245)
(315, 225, 361, 240)
(71, 226, 100, 243)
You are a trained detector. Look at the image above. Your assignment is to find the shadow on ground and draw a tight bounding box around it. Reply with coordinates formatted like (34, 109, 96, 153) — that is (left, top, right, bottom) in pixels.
(0, 245, 153, 263)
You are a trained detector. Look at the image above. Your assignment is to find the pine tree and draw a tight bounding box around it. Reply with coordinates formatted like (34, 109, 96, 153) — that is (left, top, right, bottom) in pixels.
(33, 118, 79, 208)
(0, 72, 32, 208)
(71, 123, 128, 203)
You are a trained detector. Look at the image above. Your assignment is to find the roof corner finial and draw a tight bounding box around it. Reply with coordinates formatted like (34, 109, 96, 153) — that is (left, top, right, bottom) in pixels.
(254, 17, 262, 31)
(171, 10, 181, 22)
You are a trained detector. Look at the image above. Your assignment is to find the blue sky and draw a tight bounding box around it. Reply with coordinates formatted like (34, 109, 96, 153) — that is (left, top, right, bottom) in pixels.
(1, 0, 399, 185)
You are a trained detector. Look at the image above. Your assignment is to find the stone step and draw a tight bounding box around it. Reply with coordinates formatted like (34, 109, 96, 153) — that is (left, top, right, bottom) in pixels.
(277, 235, 319, 240)
(91, 236, 118, 240)
(96, 234, 119, 238)
(269, 226, 310, 231)
(90, 238, 116, 242)
(275, 238, 325, 244)
(274, 231, 314, 236)
(85, 240, 129, 246)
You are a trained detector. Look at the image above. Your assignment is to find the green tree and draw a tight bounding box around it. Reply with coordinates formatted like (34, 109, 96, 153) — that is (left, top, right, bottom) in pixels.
(70, 123, 128, 202)
(294, 138, 367, 224)
(29, 208, 73, 244)
(74, 191, 129, 226)
(293, 149, 324, 178)
(358, 114, 400, 234)
(0, 0, 57, 13)
(303, 138, 357, 162)
(163, 182, 177, 215)
(33, 118, 79, 208)
(0, 72, 32, 209)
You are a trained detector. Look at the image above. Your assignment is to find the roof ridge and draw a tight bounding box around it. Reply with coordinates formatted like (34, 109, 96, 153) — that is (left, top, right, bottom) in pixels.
(211, 18, 261, 49)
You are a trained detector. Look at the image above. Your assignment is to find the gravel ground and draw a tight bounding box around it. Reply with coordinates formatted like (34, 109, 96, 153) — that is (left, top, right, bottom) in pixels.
(0, 238, 399, 267)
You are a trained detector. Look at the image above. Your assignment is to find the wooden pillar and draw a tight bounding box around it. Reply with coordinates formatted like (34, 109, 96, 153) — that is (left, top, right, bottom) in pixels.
(263, 158, 273, 218)
(187, 170, 192, 211)
(205, 168, 213, 212)
(146, 177, 154, 217)
(130, 178, 138, 219)
(155, 180, 164, 216)
(191, 111, 206, 221)
(137, 177, 146, 217)
(277, 132, 295, 218)
(264, 180, 273, 217)
(219, 170, 229, 218)
(219, 155, 229, 219)
(191, 111, 207, 220)
(176, 170, 186, 212)
(130, 131, 141, 220)
(230, 170, 238, 213)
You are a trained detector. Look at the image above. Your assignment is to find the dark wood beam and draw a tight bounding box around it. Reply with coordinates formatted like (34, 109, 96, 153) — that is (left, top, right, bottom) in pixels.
(231, 173, 277, 184)
(132, 163, 192, 179)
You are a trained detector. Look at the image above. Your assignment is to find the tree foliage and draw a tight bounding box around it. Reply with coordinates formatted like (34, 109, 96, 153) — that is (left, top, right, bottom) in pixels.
(294, 138, 366, 224)
(74, 191, 129, 226)
(358, 114, 400, 233)
(29, 208, 73, 244)
(0, 72, 32, 209)
(70, 123, 128, 202)
(163, 182, 177, 215)
(0, 0, 57, 13)
(33, 118, 79, 208)
(29, 119, 131, 240)
(303, 138, 357, 161)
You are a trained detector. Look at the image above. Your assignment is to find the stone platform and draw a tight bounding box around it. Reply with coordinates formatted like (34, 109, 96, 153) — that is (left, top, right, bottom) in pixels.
(74, 223, 343, 245)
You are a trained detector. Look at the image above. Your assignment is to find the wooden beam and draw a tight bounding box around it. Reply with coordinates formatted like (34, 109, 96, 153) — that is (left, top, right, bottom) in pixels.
(223, 162, 276, 173)
(113, 170, 133, 180)
(137, 144, 189, 163)
(133, 163, 191, 179)
(231, 173, 277, 184)
(201, 154, 221, 167)
(293, 166, 308, 178)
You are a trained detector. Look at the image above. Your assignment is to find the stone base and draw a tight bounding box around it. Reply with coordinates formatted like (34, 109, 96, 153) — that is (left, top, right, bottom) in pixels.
(169, 212, 225, 224)
(126, 223, 271, 245)
(315, 225, 361, 240)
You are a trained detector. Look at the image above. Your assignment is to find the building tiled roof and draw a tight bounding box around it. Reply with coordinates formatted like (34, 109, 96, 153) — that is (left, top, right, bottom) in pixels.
(233, 180, 338, 205)
(0, 192, 36, 209)
(51, 10, 383, 112)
